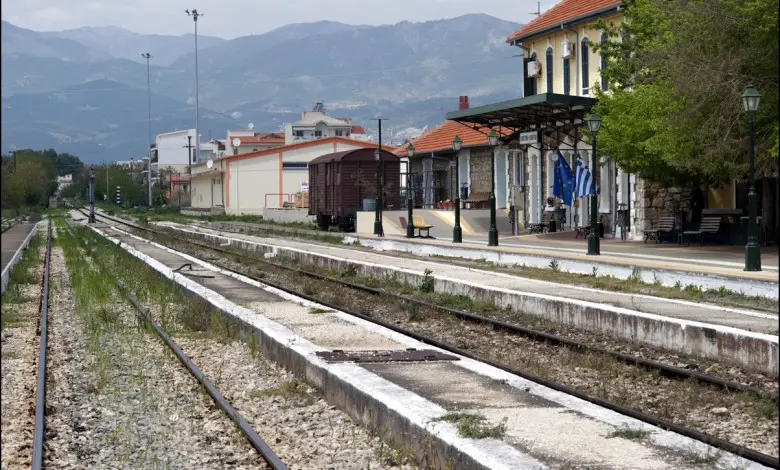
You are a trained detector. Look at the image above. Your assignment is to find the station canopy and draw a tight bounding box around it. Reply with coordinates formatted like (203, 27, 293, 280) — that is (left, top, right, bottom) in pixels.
(445, 93, 598, 145)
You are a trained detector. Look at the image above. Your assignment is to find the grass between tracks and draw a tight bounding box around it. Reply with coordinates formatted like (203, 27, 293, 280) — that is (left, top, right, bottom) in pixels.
(162, 234, 779, 458)
(1, 229, 44, 331)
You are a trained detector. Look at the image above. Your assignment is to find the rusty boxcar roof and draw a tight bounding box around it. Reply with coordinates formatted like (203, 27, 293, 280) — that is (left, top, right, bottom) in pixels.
(309, 148, 399, 165)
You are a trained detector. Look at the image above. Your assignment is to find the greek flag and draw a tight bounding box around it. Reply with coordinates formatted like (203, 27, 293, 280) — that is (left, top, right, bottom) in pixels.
(575, 154, 598, 198)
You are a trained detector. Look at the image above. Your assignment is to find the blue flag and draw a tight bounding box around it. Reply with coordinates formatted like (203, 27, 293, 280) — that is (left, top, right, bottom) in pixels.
(553, 149, 575, 206)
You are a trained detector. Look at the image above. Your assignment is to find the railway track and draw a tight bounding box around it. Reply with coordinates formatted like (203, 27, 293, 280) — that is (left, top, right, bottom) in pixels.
(79, 207, 780, 468)
(31, 218, 51, 470)
(56, 220, 288, 469)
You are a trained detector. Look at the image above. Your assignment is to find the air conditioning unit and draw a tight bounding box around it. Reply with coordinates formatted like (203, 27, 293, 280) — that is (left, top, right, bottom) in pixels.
(526, 60, 540, 78)
(561, 41, 576, 59)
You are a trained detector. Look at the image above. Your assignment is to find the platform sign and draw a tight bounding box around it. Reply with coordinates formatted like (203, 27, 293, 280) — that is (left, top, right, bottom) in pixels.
(518, 131, 539, 145)
(300, 181, 309, 193)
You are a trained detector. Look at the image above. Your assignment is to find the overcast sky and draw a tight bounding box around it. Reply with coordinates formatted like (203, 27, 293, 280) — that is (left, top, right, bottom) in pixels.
(1, 0, 559, 39)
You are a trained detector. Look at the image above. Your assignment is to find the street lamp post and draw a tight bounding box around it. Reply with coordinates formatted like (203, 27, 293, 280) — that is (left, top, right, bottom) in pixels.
(372, 118, 385, 236)
(487, 130, 499, 246)
(743, 85, 762, 271)
(186, 9, 202, 177)
(406, 143, 416, 238)
(452, 135, 463, 243)
(586, 113, 602, 255)
(142, 52, 153, 207)
(89, 167, 96, 223)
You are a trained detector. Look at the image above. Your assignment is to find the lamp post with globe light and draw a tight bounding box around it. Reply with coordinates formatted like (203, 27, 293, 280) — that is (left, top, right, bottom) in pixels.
(487, 129, 499, 246)
(452, 135, 463, 243)
(585, 113, 602, 256)
(742, 85, 762, 271)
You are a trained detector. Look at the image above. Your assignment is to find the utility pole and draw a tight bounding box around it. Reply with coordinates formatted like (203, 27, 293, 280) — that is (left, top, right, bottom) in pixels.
(142, 52, 153, 207)
(185, 9, 203, 174)
(184, 135, 194, 202)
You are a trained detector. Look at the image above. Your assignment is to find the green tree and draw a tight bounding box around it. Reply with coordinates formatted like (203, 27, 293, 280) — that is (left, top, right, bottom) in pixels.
(592, 0, 779, 186)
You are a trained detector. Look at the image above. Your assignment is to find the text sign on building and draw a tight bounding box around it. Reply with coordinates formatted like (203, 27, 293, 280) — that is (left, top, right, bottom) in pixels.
(300, 181, 309, 193)
(518, 131, 539, 145)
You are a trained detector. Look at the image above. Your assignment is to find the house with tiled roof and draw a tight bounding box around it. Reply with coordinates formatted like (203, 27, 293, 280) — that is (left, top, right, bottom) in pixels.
(283, 102, 369, 144)
(395, 96, 516, 210)
(435, 0, 635, 240)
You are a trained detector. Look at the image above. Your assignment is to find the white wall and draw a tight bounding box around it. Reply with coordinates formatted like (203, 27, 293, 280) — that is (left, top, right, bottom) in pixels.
(228, 140, 368, 215)
(156, 129, 215, 166)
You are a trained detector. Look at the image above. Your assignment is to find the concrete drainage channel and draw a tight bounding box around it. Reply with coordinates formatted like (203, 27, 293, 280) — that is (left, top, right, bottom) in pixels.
(165, 225, 779, 378)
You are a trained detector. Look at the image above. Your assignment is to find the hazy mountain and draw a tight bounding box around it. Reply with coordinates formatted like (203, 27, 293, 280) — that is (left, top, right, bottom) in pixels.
(43, 26, 225, 66)
(1, 14, 523, 162)
(1, 79, 235, 163)
(1, 21, 110, 62)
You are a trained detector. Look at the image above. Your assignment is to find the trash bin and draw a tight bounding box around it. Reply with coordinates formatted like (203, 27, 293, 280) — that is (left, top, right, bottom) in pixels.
(598, 222, 604, 238)
(549, 219, 557, 233)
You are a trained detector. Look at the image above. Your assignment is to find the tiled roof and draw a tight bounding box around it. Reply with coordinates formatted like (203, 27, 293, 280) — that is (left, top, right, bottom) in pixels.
(351, 125, 366, 134)
(237, 133, 285, 144)
(508, 0, 622, 42)
(393, 120, 512, 156)
(214, 136, 398, 165)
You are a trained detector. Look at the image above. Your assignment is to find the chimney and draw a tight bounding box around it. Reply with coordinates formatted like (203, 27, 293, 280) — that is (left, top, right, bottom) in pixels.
(458, 95, 469, 110)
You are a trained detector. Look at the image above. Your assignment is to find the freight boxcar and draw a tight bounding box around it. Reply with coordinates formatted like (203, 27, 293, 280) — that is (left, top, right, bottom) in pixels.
(308, 148, 400, 231)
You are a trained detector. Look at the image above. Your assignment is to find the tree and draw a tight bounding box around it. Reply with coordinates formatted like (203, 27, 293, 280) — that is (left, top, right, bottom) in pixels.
(592, 0, 779, 186)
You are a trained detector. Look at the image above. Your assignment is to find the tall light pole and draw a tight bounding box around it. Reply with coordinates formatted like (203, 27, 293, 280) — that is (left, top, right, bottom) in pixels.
(586, 112, 602, 256)
(186, 9, 202, 179)
(406, 143, 416, 238)
(487, 129, 499, 246)
(452, 135, 463, 243)
(142, 52, 153, 207)
(88, 167, 96, 223)
(372, 118, 386, 236)
(743, 85, 762, 271)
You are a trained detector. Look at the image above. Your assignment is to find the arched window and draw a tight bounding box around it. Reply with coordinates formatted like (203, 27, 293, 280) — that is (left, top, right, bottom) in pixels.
(563, 58, 570, 95)
(527, 51, 538, 96)
(581, 38, 589, 95)
(601, 32, 609, 92)
(546, 47, 554, 93)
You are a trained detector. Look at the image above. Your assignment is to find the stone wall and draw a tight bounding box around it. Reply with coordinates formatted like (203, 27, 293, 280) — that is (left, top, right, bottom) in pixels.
(469, 148, 493, 194)
(637, 182, 695, 230)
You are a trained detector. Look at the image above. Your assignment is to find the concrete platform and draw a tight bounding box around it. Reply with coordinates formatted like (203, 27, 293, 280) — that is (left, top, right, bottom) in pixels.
(157, 221, 779, 377)
(75, 211, 771, 470)
(1, 222, 38, 294)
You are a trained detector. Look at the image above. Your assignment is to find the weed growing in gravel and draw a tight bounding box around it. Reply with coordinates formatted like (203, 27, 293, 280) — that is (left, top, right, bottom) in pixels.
(606, 427, 652, 440)
(308, 307, 331, 314)
(548, 259, 560, 272)
(420, 268, 435, 293)
(251, 379, 314, 408)
(432, 413, 507, 439)
(627, 267, 642, 283)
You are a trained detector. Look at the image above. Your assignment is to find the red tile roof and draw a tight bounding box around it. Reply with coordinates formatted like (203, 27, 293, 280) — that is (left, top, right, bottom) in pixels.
(508, 0, 622, 42)
(351, 125, 366, 134)
(336, 117, 353, 123)
(393, 120, 512, 156)
(237, 132, 285, 144)
(220, 136, 397, 165)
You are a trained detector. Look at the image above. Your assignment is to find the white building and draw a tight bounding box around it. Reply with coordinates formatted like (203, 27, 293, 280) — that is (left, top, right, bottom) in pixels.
(283, 102, 369, 144)
(189, 136, 395, 214)
(152, 128, 217, 174)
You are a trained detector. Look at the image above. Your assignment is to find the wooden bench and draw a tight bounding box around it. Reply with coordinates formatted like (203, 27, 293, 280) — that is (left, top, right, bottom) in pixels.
(464, 192, 490, 208)
(412, 215, 434, 238)
(682, 217, 721, 246)
(574, 225, 591, 239)
(643, 216, 675, 244)
(529, 212, 552, 234)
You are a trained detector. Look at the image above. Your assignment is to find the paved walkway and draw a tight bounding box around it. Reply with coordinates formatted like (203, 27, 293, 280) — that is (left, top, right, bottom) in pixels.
(163, 222, 779, 334)
(1, 222, 35, 272)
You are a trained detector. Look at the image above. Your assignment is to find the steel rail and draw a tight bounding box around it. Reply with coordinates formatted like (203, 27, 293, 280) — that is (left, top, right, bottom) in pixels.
(71, 221, 288, 470)
(122, 288, 288, 470)
(32, 217, 52, 470)
(82, 208, 777, 399)
(80, 209, 780, 469)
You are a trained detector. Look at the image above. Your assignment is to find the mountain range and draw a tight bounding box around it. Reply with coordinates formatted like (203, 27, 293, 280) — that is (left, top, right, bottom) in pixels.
(1, 15, 523, 164)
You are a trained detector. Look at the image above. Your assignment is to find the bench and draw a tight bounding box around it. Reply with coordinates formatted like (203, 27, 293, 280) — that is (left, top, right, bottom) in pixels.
(682, 217, 721, 246)
(412, 215, 434, 238)
(529, 212, 552, 234)
(574, 225, 591, 239)
(464, 192, 490, 209)
(643, 216, 675, 244)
